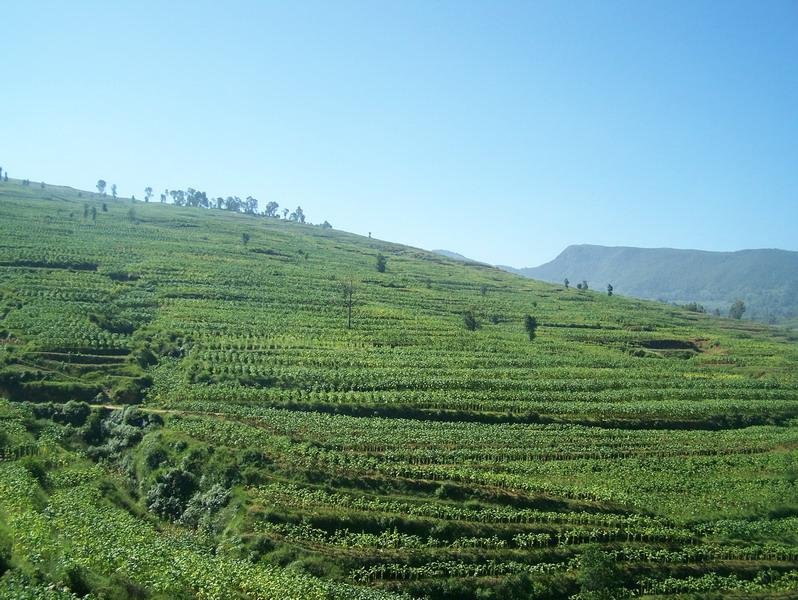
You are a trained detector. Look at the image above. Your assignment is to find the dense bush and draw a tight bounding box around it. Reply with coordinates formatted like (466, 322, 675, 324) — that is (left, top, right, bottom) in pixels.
(146, 467, 198, 520)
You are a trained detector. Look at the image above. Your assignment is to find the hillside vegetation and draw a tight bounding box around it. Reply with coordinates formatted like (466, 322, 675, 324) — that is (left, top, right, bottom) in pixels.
(505, 244, 798, 325)
(1, 179, 798, 599)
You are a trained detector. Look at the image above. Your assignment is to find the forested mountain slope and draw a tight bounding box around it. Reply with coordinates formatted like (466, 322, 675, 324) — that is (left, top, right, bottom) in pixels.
(1, 179, 798, 599)
(506, 244, 798, 325)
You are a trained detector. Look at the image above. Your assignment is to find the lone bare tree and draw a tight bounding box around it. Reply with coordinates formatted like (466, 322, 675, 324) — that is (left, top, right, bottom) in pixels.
(341, 278, 357, 329)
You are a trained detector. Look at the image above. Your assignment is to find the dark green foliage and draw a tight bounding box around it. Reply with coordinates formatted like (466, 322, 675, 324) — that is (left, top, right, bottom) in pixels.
(82, 410, 105, 445)
(144, 445, 168, 469)
(241, 232, 251, 246)
(86, 407, 161, 459)
(0, 374, 103, 403)
(524, 314, 538, 341)
(463, 309, 478, 331)
(62, 564, 92, 596)
(0, 528, 12, 576)
(607, 283, 613, 296)
(577, 545, 620, 594)
(59, 400, 91, 426)
(180, 484, 231, 529)
(433, 482, 463, 500)
(32, 401, 91, 426)
(376, 253, 387, 273)
(20, 456, 48, 486)
(88, 312, 136, 334)
(146, 467, 198, 521)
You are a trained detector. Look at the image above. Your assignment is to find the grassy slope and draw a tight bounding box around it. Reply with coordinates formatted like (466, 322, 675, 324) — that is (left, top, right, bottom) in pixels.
(1, 178, 798, 599)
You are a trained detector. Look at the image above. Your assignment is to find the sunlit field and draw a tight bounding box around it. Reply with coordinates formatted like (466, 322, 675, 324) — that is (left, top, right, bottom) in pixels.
(1, 180, 797, 598)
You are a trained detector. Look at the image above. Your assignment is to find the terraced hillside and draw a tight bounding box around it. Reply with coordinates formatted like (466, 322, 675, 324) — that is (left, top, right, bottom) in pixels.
(1, 179, 798, 599)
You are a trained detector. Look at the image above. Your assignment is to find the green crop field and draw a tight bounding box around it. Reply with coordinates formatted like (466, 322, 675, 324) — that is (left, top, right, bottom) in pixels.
(1, 178, 797, 599)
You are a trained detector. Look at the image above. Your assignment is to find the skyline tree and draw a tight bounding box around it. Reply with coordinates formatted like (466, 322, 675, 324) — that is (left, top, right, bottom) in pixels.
(289, 206, 306, 223)
(264, 201, 279, 217)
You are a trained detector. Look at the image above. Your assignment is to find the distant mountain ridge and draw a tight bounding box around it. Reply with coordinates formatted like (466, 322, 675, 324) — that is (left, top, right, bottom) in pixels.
(504, 245, 798, 324)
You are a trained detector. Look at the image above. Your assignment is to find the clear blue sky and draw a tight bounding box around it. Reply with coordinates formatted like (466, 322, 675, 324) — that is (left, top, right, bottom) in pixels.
(2, 1, 796, 266)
